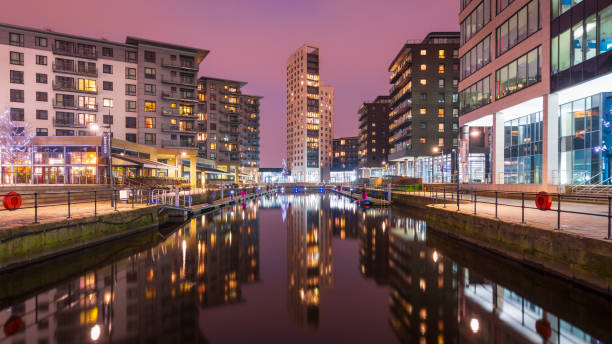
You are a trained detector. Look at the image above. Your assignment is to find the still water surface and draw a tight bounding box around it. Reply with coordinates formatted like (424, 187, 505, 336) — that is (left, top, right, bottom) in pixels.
(0, 193, 610, 343)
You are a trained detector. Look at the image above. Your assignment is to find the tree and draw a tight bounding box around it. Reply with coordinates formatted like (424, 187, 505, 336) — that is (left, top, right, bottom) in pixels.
(0, 109, 36, 184)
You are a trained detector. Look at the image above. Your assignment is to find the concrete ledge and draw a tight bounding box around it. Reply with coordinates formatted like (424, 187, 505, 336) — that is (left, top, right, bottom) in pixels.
(392, 193, 612, 295)
(0, 206, 160, 272)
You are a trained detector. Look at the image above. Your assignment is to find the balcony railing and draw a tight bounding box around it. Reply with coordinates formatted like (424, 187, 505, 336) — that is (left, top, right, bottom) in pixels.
(161, 59, 197, 70)
(52, 82, 98, 95)
(161, 92, 199, 102)
(162, 140, 197, 149)
(161, 123, 198, 133)
(160, 107, 198, 118)
(52, 46, 98, 59)
(161, 75, 196, 86)
(53, 116, 91, 128)
(52, 63, 98, 77)
(52, 100, 98, 112)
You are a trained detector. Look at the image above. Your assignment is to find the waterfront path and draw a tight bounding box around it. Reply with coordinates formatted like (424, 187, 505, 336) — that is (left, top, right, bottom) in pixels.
(392, 190, 610, 240)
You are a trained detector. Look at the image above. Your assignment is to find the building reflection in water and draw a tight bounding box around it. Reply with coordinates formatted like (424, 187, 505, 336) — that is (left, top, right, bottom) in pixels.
(0, 201, 260, 344)
(286, 194, 334, 329)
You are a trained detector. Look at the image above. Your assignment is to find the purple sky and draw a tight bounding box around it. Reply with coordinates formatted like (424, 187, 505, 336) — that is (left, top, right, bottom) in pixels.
(3, 0, 459, 167)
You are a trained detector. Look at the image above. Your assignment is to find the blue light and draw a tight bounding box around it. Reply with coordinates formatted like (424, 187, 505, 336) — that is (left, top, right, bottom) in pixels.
(294, 187, 299, 193)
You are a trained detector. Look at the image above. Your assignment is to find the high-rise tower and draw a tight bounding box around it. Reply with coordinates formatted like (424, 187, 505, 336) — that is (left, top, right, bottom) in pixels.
(286, 45, 334, 183)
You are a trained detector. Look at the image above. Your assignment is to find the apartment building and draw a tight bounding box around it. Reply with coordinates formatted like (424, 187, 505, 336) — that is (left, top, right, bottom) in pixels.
(358, 95, 392, 168)
(332, 136, 360, 171)
(197, 77, 261, 181)
(0, 22, 208, 150)
(286, 44, 334, 183)
(387, 32, 461, 182)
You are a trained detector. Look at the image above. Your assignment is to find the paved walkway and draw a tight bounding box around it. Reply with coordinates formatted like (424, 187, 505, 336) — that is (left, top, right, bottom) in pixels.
(393, 191, 611, 240)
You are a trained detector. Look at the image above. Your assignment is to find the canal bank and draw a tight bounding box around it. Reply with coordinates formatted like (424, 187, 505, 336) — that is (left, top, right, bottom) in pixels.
(389, 192, 612, 296)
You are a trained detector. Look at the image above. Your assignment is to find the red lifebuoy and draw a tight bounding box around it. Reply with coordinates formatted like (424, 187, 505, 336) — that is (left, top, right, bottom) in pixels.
(535, 191, 552, 210)
(3, 315, 23, 336)
(3, 192, 22, 211)
(535, 319, 551, 340)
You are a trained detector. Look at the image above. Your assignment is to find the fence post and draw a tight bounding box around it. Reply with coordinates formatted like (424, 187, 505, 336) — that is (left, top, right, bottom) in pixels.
(132, 189, 135, 208)
(557, 194, 561, 230)
(495, 191, 498, 218)
(608, 196, 612, 240)
(94, 191, 97, 216)
(34, 192, 38, 223)
(443, 187, 446, 208)
(521, 192, 525, 224)
(67, 191, 71, 219)
(457, 185, 460, 211)
(473, 190, 477, 215)
(114, 189, 118, 211)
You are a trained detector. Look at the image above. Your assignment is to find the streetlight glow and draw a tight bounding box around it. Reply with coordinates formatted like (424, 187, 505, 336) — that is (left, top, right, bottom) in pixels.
(89, 123, 100, 132)
(90, 324, 101, 341)
(470, 318, 480, 333)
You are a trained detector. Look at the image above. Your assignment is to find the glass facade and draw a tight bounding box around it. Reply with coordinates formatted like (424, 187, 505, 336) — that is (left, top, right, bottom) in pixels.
(504, 112, 543, 184)
(558, 93, 612, 185)
(495, 46, 541, 99)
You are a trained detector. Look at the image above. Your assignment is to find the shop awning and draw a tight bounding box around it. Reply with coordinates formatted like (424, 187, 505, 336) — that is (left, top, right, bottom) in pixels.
(111, 154, 177, 170)
(199, 167, 232, 175)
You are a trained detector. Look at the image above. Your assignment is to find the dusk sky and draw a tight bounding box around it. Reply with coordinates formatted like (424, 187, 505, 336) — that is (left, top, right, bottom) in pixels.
(2, 0, 459, 167)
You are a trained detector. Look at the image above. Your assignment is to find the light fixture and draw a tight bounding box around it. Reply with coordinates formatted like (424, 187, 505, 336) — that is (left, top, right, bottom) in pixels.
(470, 129, 481, 137)
(470, 318, 480, 333)
(90, 324, 101, 341)
(432, 147, 440, 153)
(89, 123, 100, 132)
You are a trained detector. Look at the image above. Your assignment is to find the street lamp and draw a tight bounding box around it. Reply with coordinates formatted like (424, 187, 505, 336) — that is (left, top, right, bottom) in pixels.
(432, 146, 443, 183)
(90, 121, 114, 207)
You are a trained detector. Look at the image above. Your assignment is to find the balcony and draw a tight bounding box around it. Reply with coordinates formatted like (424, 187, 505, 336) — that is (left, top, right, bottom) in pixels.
(162, 140, 197, 149)
(161, 59, 198, 71)
(52, 46, 98, 60)
(161, 107, 198, 118)
(52, 63, 98, 77)
(161, 92, 199, 103)
(161, 123, 198, 133)
(52, 100, 98, 112)
(52, 82, 98, 95)
(161, 75, 197, 87)
(53, 117, 89, 128)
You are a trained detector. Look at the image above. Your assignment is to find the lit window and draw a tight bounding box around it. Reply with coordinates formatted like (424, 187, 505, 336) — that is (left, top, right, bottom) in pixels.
(210, 142, 216, 150)
(420, 79, 427, 86)
(420, 49, 427, 56)
(438, 64, 445, 73)
(103, 98, 113, 107)
(144, 101, 156, 112)
(420, 64, 427, 71)
(144, 117, 155, 128)
(438, 108, 445, 117)
(438, 123, 445, 132)
(439, 137, 444, 146)
(419, 137, 426, 143)
(419, 108, 427, 115)
(438, 49, 446, 58)
(77, 79, 97, 92)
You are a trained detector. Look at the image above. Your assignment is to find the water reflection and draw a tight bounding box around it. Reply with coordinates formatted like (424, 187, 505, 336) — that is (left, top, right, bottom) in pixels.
(0, 193, 608, 343)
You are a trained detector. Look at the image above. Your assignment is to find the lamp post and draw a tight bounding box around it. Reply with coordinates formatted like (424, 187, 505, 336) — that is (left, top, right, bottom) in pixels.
(90, 121, 114, 207)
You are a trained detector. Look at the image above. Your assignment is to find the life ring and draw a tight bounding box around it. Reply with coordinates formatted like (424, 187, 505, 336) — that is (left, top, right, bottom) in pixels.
(3, 315, 23, 336)
(3, 192, 22, 211)
(535, 191, 552, 210)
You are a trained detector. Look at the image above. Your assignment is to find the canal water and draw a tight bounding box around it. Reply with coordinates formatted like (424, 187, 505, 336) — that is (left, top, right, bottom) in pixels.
(0, 193, 610, 343)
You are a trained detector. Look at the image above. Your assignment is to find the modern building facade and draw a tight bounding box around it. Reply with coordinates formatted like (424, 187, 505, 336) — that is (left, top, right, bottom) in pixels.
(286, 44, 334, 183)
(387, 32, 461, 183)
(331, 136, 359, 183)
(197, 77, 261, 182)
(358, 96, 391, 167)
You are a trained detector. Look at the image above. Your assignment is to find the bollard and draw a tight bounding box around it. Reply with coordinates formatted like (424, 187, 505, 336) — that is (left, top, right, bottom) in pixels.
(34, 192, 38, 223)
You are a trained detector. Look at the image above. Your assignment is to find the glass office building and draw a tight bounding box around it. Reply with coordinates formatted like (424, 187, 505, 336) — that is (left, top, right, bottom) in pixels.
(504, 112, 543, 184)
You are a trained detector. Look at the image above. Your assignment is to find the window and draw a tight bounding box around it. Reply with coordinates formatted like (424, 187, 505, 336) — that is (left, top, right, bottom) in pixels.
(103, 115, 113, 124)
(103, 81, 113, 91)
(126, 50, 137, 63)
(438, 108, 445, 117)
(438, 93, 445, 103)
(145, 117, 156, 128)
(9, 32, 24, 46)
(453, 108, 459, 117)
(78, 96, 97, 109)
(36, 73, 47, 84)
(438, 49, 446, 58)
(36, 110, 48, 120)
(143, 101, 156, 112)
(439, 79, 445, 88)
(35, 55, 47, 65)
(438, 123, 445, 132)
(10, 89, 24, 103)
(126, 117, 137, 128)
(420, 93, 427, 100)
(496, 0, 539, 56)
(495, 46, 541, 99)
(460, 35, 492, 79)
(420, 49, 427, 56)
(210, 142, 217, 150)
(10, 108, 24, 121)
(103, 64, 113, 74)
(144, 51, 156, 63)
(35, 36, 47, 47)
(438, 137, 444, 146)
(102, 47, 113, 57)
(10, 70, 23, 84)
(460, 0, 491, 44)
(419, 108, 427, 115)
(103, 98, 114, 107)
(77, 79, 97, 92)
(125, 84, 136, 96)
(125, 67, 136, 79)
(144, 67, 156, 79)
(453, 79, 459, 87)
(459, 75, 492, 114)
(144, 133, 156, 145)
(10, 51, 24, 65)
(452, 93, 459, 103)
(126, 100, 137, 112)
(420, 122, 427, 129)
(36, 128, 48, 136)
(572, 21, 584, 66)
(56, 129, 75, 136)
(125, 133, 136, 143)
(420, 64, 427, 71)
(419, 79, 427, 86)
(438, 64, 445, 73)
(419, 137, 427, 144)
(36, 92, 48, 102)
(144, 84, 156, 95)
